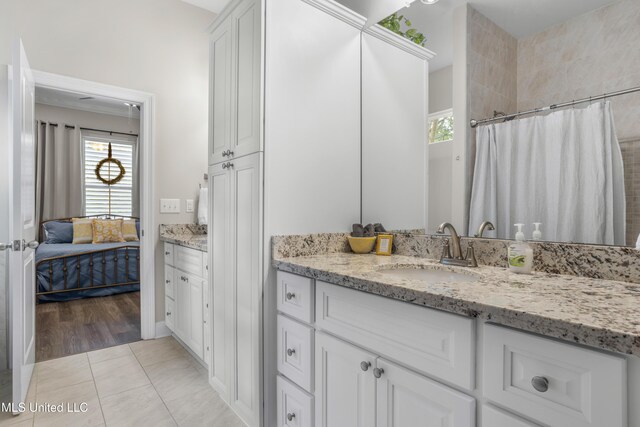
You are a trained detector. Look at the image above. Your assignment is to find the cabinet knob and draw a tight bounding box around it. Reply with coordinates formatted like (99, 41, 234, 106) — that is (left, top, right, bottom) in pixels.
(166, 311, 171, 316)
(373, 368, 384, 379)
(222, 162, 234, 169)
(165, 280, 170, 284)
(285, 292, 295, 301)
(286, 413, 296, 422)
(360, 361, 371, 371)
(165, 251, 170, 255)
(286, 348, 296, 357)
(531, 376, 549, 393)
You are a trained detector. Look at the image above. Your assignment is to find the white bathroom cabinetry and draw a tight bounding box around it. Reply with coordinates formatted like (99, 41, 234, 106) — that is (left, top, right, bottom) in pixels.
(163, 242, 208, 363)
(208, 152, 262, 426)
(208, 0, 261, 165)
(276, 270, 630, 427)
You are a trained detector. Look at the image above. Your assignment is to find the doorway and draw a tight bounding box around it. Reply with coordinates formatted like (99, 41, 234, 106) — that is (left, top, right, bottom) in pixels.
(33, 86, 143, 361)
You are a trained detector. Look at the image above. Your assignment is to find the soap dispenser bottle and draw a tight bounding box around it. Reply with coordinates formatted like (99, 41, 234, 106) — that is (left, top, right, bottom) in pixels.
(508, 224, 533, 274)
(532, 223, 542, 241)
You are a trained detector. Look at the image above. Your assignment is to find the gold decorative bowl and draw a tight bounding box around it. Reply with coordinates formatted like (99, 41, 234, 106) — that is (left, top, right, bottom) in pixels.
(347, 236, 377, 254)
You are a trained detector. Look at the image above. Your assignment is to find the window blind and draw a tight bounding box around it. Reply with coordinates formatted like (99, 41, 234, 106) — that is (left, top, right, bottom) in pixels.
(84, 138, 135, 217)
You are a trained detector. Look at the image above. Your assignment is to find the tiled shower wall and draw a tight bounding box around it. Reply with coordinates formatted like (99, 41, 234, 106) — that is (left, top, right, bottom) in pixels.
(621, 139, 640, 246)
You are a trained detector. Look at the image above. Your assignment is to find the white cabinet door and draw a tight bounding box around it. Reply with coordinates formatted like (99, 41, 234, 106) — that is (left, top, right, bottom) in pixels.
(188, 276, 204, 359)
(174, 269, 190, 344)
(229, 152, 263, 426)
(361, 30, 429, 231)
(376, 358, 475, 427)
(209, 16, 233, 165)
(315, 332, 376, 427)
(231, 0, 261, 159)
(203, 277, 211, 367)
(174, 271, 204, 359)
(209, 162, 231, 396)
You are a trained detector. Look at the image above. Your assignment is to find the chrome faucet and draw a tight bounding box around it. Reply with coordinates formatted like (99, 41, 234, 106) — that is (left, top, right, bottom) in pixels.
(436, 222, 478, 268)
(475, 221, 495, 238)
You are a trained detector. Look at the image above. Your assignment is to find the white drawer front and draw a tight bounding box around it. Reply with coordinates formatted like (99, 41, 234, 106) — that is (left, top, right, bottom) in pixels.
(316, 281, 474, 390)
(482, 404, 539, 427)
(164, 265, 175, 300)
(165, 297, 175, 331)
(277, 375, 313, 427)
(174, 245, 204, 277)
(483, 324, 626, 427)
(277, 272, 314, 324)
(278, 314, 314, 393)
(164, 242, 174, 266)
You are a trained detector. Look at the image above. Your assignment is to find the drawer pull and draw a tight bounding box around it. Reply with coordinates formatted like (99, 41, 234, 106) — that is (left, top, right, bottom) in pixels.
(165, 279, 170, 284)
(360, 361, 371, 371)
(373, 368, 384, 379)
(165, 251, 170, 255)
(286, 413, 296, 422)
(531, 376, 549, 392)
(286, 348, 296, 357)
(181, 276, 189, 282)
(285, 292, 296, 300)
(166, 311, 171, 316)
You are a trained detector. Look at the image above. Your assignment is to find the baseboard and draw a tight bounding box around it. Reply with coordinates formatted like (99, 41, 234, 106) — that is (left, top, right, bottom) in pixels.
(155, 321, 171, 338)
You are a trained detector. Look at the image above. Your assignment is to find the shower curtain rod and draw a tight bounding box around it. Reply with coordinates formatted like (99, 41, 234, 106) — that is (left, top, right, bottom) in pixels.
(470, 84, 640, 128)
(45, 122, 139, 137)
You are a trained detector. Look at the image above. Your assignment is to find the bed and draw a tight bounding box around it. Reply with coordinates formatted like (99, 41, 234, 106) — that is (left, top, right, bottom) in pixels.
(35, 215, 140, 303)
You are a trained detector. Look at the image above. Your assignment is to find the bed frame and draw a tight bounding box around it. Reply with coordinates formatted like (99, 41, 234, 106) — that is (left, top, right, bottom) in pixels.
(36, 214, 140, 301)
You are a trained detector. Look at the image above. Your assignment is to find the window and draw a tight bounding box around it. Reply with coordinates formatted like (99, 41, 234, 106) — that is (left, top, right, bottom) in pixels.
(83, 136, 136, 216)
(428, 109, 454, 144)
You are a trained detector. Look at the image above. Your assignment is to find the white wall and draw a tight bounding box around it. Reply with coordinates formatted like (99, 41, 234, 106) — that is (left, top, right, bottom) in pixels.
(35, 104, 140, 136)
(0, 0, 215, 320)
(428, 65, 453, 233)
(429, 65, 452, 114)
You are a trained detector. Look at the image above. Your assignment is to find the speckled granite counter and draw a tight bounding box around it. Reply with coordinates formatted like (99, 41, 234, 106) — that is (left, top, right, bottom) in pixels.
(159, 224, 207, 251)
(273, 252, 640, 357)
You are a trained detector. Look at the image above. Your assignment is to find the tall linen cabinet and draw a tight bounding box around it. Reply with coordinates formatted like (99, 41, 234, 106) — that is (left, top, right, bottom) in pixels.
(208, 0, 362, 425)
(207, 0, 432, 425)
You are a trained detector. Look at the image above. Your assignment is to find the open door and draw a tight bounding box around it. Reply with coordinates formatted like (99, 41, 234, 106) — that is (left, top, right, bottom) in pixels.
(8, 38, 38, 409)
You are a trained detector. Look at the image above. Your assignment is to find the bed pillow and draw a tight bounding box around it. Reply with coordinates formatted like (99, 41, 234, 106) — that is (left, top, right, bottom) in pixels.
(122, 219, 139, 242)
(92, 219, 126, 244)
(72, 218, 94, 244)
(43, 221, 73, 244)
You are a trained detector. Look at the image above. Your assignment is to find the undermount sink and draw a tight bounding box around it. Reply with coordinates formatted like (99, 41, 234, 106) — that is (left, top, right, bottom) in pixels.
(376, 266, 480, 284)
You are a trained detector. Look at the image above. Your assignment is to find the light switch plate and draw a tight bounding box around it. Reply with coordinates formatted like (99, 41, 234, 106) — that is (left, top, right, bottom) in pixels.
(160, 198, 180, 214)
(186, 199, 194, 213)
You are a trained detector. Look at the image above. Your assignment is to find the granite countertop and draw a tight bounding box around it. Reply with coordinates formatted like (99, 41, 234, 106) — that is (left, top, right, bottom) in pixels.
(273, 253, 640, 357)
(159, 224, 207, 251)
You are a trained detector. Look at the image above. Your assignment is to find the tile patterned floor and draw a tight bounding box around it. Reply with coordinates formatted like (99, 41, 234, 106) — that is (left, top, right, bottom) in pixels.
(0, 337, 245, 427)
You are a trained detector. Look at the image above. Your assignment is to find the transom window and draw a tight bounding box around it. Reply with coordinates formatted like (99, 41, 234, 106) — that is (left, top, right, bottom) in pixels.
(428, 109, 454, 144)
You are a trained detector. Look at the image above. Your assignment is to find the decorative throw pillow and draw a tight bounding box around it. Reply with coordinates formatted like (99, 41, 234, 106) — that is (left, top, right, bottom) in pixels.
(122, 219, 139, 242)
(43, 221, 74, 244)
(92, 219, 126, 244)
(72, 218, 94, 244)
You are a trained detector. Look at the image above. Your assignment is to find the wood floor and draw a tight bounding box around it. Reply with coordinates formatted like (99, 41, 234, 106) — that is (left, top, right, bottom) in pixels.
(36, 291, 141, 362)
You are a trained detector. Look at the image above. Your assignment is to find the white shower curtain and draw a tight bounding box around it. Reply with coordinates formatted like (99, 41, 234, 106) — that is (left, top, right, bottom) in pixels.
(468, 101, 626, 245)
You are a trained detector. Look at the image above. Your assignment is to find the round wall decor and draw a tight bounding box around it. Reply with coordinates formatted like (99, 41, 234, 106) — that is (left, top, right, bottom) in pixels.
(95, 143, 126, 185)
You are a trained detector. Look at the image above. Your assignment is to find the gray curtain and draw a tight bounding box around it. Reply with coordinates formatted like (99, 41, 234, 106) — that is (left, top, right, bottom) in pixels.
(35, 121, 83, 224)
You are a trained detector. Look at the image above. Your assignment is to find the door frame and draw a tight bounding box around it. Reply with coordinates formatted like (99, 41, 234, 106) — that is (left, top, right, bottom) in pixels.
(31, 70, 157, 339)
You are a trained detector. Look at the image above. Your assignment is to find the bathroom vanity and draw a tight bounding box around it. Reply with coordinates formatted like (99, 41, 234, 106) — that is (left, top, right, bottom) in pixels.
(159, 225, 210, 365)
(272, 246, 639, 427)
